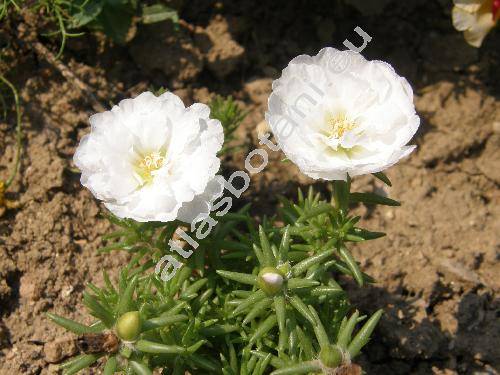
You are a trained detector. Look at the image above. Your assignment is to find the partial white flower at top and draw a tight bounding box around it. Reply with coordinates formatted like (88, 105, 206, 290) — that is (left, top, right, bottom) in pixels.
(452, 0, 499, 47)
(266, 47, 420, 181)
(74, 91, 224, 223)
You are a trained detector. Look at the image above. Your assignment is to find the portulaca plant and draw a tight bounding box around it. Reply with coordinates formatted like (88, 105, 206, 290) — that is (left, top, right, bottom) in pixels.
(49, 49, 419, 375)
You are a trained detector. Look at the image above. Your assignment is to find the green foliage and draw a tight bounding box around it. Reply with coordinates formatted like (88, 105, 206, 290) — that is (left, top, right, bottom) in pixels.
(0, 0, 179, 55)
(209, 95, 247, 155)
(0, 0, 17, 21)
(31, 0, 85, 58)
(46, 100, 399, 374)
(142, 3, 179, 25)
(49, 176, 397, 373)
(69, 0, 179, 44)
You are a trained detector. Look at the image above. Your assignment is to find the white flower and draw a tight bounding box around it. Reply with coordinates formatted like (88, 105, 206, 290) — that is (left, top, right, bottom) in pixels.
(266, 48, 420, 181)
(74, 91, 224, 223)
(452, 0, 499, 47)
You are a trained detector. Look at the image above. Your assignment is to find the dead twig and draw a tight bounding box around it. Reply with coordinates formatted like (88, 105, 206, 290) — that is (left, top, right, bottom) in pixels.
(17, 13, 106, 113)
(27, 38, 106, 113)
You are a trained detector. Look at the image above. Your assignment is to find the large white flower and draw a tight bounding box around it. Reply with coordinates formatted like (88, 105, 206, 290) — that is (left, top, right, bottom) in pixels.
(452, 0, 499, 47)
(266, 48, 420, 181)
(74, 91, 224, 223)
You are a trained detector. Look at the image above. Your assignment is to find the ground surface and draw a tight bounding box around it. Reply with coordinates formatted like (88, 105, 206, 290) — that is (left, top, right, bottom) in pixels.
(0, 0, 499, 374)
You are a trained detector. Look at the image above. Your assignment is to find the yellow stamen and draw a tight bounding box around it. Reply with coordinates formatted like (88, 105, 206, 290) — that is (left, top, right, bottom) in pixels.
(327, 114, 357, 139)
(134, 151, 165, 185)
(139, 152, 164, 171)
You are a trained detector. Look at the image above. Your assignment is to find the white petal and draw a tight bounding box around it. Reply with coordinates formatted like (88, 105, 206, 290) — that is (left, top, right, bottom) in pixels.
(177, 175, 225, 223)
(453, 0, 482, 12)
(267, 48, 420, 180)
(463, 10, 496, 47)
(73, 91, 224, 223)
(452, 6, 476, 31)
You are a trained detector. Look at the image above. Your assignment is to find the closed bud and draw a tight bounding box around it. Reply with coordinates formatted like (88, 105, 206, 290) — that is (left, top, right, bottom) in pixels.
(319, 345, 343, 368)
(257, 267, 284, 296)
(276, 262, 291, 276)
(115, 311, 141, 343)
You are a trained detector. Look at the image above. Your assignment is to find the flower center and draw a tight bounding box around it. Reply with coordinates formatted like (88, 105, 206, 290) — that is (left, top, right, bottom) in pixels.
(134, 151, 165, 185)
(326, 114, 357, 139)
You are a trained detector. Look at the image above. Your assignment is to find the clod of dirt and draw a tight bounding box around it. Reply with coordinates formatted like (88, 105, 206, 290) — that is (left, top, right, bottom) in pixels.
(244, 78, 273, 105)
(194, 15, 245, 79)
(43, 336, 77, 363)
(130, 22, 203, 85)
(19, 273, 43, 302)
(476, 134, 500, 184)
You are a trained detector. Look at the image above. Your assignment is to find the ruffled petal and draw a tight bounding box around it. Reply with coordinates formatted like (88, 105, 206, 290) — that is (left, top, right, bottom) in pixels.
(73, 91, 224, 223)
(177, 175, 225, 223)
(463, 9, 496, 47)
(452, 6, 476, 31)
(266, 48, 419, 181)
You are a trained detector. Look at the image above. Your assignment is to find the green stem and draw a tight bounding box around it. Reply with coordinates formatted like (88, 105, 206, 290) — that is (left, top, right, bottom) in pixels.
(332, 177, 350, 215)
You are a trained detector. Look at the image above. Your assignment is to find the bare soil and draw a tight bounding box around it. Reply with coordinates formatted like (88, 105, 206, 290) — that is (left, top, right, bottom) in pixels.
(0, 0, 499, 374)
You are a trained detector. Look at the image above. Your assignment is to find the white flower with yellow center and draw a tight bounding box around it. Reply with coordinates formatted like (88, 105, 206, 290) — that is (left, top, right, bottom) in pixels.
(451, 0, 500, 47)
(74, 91, 224, 223)
(266, 47, 420, 181)
(452, 0, 499, 47)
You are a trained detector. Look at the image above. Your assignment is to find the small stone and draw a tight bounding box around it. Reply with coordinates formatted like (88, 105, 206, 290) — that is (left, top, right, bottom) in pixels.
(385, 210, 395, 220)
(43, 342, 62, 363)
(43, 337, 77, 363)
(492, 121, 500, 133)
(19, 275, 42, 302)
(61, 285, 73, 298)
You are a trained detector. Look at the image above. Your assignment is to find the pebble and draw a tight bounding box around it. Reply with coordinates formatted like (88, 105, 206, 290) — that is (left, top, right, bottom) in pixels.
(385, 210, 395, 220)
(43, 337, 77, 363)
(492, 121, 500, 133)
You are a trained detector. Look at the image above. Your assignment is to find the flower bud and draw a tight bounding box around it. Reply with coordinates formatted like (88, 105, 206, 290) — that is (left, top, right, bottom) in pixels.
(257, 267, 284, 296)
(319, 345, 343, 368)
(276, 262, 291, 276)
(115, 311, 141, 343)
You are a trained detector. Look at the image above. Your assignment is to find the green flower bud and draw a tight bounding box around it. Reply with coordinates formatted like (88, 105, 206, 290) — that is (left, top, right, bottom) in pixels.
(319, 345, 343, 368)
(257, 267, 284, 296)
(115, 311, 141, 343)
(276, 262, 291, 276)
